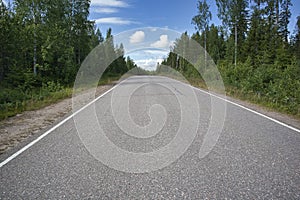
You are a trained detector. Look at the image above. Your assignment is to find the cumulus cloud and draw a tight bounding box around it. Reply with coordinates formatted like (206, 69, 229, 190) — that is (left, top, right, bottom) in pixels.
(95, 17, 135, 25)
(129, 31, 145, 44)
(91, 0, 129, 7)
(135, 58, 164, 71)
(150, 35, 171, 48)
(130, 50, 167, 71)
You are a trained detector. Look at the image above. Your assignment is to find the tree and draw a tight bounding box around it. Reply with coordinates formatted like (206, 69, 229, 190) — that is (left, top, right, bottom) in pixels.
(173, 32, 190, 72)
(126, 56, 136, 71)
(216, 0, 248, 65)
(71, 0, 93, 65)
(207, 24, 226, 63)
(291, 16, 300, 60)
(279, 0, 292, 43)
(192, 0, 212, 68)
(114, 43, 127, 74)
(0, 0, 12, 81)
(14, 0, 46, 76)
(245, 4, 263, 66)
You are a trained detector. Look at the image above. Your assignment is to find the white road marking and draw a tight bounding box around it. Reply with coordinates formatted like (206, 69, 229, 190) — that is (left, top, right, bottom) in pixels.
(1, 76, 299, 168)
(166, 76, 300, 134)
(0, 85, 118, 168)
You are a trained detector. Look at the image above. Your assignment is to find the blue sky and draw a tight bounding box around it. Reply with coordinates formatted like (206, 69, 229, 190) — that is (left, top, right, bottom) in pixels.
(90, 0, 217, 36)
(113, 27, 182, 70)
(2, 0, 298, 35)
(89, 0, 300, 70)
(89, 0, 300, 37)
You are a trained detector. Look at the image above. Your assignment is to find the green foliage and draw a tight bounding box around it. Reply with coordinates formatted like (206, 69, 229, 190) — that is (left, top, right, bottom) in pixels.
(161, 0, 299, 117)
(219, 60, 300, 116)
(0, 0, 138, 120)
(1, 0, 299, 119)
(42, 81, 63, 93)
(192, 0, 211, 32)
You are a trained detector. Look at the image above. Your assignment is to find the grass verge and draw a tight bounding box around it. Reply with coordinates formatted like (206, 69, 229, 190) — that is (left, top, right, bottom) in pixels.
(0, 74, 122, 121)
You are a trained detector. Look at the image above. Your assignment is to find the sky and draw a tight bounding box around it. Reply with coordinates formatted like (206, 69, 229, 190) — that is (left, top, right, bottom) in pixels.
(90, 0, 221, 70)
(112, 27, 181, 70)
(3, 0, 300, 70)
(89, 0, 300, 36)
(3, 0, 298, 35)
(89, 0, 221, 70)
(88, 0, 300, 70)
(90, 0, 204, 35)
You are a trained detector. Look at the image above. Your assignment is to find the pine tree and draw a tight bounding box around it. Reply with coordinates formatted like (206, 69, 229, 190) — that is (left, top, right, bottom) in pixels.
(291, 16, 300, 60)
(207, 24, 226, 63)
(279, 0, 292, 43)
(0, 0, 12, 81)
(71, 0, 93, 65)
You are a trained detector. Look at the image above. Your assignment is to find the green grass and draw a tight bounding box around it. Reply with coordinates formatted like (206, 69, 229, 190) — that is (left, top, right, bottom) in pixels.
(0, 87, 73, 120)
(0, 74, 122, 121)
(1, 72, 298, 121)
(157, 72, 300, 120)
(98, 73, 122, 86)
(224, 85, 300, 119)
(187, 78, 300, 119)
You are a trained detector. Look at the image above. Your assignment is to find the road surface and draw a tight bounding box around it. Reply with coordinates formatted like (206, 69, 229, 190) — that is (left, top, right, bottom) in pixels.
(1, 76, 299, 199)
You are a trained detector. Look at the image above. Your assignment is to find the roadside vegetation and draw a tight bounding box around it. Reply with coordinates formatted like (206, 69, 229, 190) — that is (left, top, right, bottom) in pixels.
(158, 0, 300, 118)
(0, 0, 299, 120)
(0, 0, 139, 120)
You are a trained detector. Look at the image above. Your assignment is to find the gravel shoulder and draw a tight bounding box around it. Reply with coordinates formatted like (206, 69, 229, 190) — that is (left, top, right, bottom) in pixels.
(223, 94, 300, 130)
(0, 84, 114, 154)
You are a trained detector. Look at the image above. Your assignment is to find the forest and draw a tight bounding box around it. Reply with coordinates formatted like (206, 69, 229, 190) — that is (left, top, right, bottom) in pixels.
(159, 0, 300, 117)
(0, 0, 139, 119)
(0, 0, 299, 119)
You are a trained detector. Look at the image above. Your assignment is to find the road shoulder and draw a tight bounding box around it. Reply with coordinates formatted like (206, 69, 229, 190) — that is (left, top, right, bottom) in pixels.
(0, 84, 114, 155)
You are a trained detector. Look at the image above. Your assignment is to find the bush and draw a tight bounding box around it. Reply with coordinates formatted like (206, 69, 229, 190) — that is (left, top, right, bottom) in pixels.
(218, 58, 300, 117)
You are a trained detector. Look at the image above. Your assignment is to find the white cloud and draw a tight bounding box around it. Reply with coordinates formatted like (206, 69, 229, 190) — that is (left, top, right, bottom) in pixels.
(91, 0, 129, 7)
(150, 27, 157, 32)
(143, 50, 168, 55)
(150, 35, 171, 48)
(95, 17, 135, 25)
(135, 58, 164, 71)
(93, 7, 118, 14)
(129, 31, 145, 44)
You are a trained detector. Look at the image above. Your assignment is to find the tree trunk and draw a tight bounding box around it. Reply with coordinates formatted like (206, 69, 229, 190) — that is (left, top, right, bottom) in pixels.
(33, 31, 37, 76)
(234, 16, 237, 66)
(33, 0, 37, 76)
(204, 30, 207, 69)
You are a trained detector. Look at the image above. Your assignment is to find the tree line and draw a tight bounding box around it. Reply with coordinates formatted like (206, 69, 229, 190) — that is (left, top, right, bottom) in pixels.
(0, 0, 137, 86)
(160, 0, 300, 116)
(0, 0, 138, 119)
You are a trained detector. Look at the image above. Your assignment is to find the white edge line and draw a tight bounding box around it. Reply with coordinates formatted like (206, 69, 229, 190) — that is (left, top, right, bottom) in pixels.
(197, 88, 300, 133)
(1, 76, 299, 168)
(0, 84, 118, 168)
(164, 76, 300, 134)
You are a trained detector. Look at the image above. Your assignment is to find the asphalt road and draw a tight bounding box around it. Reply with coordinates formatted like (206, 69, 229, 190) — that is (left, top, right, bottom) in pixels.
(1, 76, 299, 199)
